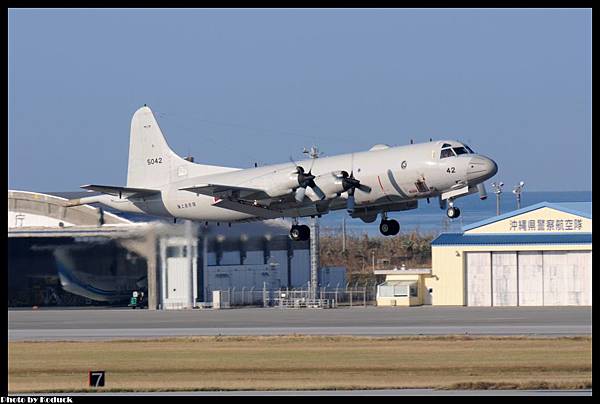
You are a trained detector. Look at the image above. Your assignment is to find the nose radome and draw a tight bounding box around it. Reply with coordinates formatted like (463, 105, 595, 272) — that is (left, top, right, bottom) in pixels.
(467, 156, 498, 182)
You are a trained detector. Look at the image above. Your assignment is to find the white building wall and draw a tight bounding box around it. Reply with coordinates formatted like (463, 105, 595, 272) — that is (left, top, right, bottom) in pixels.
(8, 211, 75, 228)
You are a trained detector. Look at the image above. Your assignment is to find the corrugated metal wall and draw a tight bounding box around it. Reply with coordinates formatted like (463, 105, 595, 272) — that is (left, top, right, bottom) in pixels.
(466, 250, 591, 306)
(492, 252, 518, 306)
(466, 252, 491, 306)
(517, 252, 544, 306)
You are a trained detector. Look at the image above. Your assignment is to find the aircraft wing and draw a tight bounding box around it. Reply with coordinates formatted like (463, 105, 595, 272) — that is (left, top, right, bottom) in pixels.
(180, 184, 286, 219)
(211, 198, 284, 219)
(179, 184, 270, 201)
(80, 184, 161, 199)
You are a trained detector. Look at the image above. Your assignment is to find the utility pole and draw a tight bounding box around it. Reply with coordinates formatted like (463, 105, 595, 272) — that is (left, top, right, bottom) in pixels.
(371, 250, 376, 272)
(342, 216, 346, 253)
(184, 219, 194, 309)
(513, 181, 525, 210)
(491, 182, 504, 216)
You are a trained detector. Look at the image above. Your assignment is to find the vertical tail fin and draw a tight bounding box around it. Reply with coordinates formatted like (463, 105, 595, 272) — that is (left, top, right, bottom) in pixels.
(126, 106, 238, 188)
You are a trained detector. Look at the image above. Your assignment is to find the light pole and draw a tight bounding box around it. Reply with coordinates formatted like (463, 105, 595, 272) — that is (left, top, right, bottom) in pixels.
(512, 181, 525, 210)
(371, 250, 376, 272)
(491, 182, 504, 216)
(342, 216, 346, 253)
(304, 145, 321, 300)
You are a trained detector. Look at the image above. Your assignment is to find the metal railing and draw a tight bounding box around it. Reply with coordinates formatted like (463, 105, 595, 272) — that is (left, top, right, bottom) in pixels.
(206, 281, 380, 308)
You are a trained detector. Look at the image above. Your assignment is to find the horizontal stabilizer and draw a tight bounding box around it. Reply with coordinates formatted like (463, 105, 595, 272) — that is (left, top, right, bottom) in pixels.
(80, 184, 160, 199)
(179, 184, 269, 200)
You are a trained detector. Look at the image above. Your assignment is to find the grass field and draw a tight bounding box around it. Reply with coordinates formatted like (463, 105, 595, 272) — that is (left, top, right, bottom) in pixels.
(8, 336, 592, 393)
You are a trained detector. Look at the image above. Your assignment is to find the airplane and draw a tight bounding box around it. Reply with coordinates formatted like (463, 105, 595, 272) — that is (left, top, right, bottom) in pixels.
(67, 105, 498, 240)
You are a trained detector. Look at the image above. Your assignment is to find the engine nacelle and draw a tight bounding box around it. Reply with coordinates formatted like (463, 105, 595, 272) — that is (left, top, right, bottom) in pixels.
(308, 172, 347, 201)
(261, 170, 302, 198)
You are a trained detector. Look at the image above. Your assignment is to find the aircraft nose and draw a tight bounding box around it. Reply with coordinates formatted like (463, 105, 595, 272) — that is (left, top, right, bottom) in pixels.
(467, 156, 498, 183)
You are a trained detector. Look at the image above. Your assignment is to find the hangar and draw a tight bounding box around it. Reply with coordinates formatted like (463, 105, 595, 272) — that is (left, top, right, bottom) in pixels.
(8, 190, 344, 309)
(427, 201, 592, 306)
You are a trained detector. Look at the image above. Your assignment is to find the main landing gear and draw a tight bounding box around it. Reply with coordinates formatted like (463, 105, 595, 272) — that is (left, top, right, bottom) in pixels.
(446, 199, 461, 219)
(379, 214, 400, 236)
(289, 224, 310, 241)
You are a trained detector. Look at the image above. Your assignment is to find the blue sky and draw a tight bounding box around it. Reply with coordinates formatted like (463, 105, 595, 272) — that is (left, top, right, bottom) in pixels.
(8, 9, 591, 192)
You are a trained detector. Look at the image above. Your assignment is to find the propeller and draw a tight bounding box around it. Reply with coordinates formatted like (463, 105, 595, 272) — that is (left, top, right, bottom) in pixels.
(290, 157, 325, 203)
(340, 170, 372, 214)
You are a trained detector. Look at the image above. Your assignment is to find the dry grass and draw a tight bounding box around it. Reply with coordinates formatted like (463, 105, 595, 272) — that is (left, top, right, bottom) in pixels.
(8, 335, 592, 393)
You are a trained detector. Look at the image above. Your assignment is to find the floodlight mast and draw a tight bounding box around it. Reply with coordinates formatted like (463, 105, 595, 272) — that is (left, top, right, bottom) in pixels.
(305, 145, 321, 301)
(512, 181, 525, 209)
(491, 182, 504, 216)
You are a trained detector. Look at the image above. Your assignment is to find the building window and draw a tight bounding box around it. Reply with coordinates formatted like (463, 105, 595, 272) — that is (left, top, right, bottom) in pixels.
(393, 284, 409, 297)
(167, 246, 186, 258)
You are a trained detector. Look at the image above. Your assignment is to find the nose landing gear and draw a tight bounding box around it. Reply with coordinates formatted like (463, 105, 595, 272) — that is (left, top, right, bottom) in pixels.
(446, 199, 461, 219)
(289, 224, 310, 241)
(379, 214, 400, 236)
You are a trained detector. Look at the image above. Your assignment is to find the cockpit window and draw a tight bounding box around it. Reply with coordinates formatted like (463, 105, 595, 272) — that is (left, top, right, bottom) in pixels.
(453, 147, 469, 155)
(441, 143, 452, 148)
(440, 148, 455, 159)
(464, 145, 474, 153)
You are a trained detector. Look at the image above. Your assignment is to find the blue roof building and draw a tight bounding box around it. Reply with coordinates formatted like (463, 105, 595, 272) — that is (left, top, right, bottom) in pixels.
(426, 202, 592, 307)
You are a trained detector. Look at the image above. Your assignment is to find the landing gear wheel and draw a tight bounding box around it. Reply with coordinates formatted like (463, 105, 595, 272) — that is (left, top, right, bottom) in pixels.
(299, 225, 310, 240)
(380, 220, 391, 235)
(290, 225, 310, 241)
(447, 207, 461, 219)
(290, 225, 302, 241)
(380, 220, 400, 236)
(388, 219, 400, 235)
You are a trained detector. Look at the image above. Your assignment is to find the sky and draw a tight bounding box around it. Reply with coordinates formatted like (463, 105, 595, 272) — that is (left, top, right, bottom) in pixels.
(8, 9, 591, 192)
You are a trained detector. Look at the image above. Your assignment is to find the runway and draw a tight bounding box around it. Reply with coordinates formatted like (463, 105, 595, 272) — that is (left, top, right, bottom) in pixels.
(8, 306, 591, 341)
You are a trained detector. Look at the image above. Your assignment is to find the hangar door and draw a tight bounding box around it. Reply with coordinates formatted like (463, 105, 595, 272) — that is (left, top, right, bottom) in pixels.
(467, 252, 517, 306)
(542, 251, 591, 306)
(466, 252, 491, 306)
(466, 250, 591, 306)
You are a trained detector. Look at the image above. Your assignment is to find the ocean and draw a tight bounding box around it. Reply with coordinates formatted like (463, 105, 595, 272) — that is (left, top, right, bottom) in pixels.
(318, 191, 592, 237)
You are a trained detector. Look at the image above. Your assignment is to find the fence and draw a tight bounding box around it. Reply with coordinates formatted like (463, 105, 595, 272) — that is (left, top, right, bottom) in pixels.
(211, 281, 380, 308)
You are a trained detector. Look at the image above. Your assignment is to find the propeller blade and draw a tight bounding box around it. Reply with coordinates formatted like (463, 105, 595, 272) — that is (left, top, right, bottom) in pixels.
(309, 185, 326, 200)
(357, 184, 372, 193)
(295, 187, 307, 203)
(477, 183, 488, 200)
